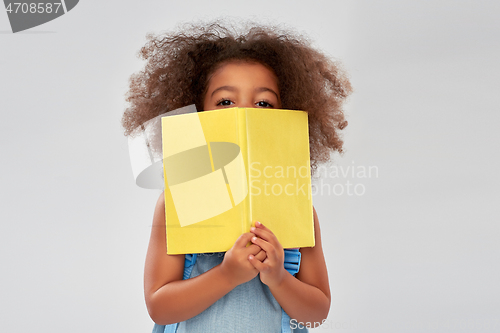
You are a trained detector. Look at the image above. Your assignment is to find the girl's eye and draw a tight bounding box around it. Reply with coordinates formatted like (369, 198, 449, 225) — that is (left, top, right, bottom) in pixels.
(256, 101, 273, 108)
(216, 99, 234, 107)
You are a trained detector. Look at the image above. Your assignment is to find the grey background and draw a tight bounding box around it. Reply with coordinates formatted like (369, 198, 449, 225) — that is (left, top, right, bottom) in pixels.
(1, 0, 498, 332)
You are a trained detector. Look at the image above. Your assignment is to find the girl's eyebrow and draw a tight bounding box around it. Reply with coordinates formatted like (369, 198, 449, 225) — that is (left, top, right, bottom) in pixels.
(211, 86, 236, 97)
(210, 86, 279, 99)
(255, 87, 279, 99)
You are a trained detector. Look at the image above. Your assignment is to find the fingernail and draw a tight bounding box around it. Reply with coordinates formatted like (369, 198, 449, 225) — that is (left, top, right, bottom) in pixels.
(256, 221, 261, 226)
(252, 237, 257, 242)
(250, 227, 255, 232)
(249, 255, 254, 259)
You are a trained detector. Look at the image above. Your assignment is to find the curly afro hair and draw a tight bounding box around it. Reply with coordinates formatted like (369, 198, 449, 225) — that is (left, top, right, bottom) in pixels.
(122, 21, 352, 175)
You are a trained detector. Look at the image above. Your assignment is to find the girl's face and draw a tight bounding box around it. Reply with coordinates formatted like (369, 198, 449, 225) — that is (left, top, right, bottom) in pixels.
(203, 61, 281, 111)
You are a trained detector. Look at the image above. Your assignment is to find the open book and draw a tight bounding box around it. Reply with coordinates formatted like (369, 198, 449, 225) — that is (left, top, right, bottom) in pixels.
(162, 107, 314, 254)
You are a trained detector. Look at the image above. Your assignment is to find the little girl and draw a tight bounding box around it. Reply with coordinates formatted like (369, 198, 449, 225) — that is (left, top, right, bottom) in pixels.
(122, 21, 352, 333)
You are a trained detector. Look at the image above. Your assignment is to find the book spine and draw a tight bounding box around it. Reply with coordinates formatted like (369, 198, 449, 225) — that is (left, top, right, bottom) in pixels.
(238, 108, 251, 233)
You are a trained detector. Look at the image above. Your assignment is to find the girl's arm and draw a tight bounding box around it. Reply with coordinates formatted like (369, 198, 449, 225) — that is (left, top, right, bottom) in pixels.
(248, 207, 331, 324)
(144, 193, 266, 325)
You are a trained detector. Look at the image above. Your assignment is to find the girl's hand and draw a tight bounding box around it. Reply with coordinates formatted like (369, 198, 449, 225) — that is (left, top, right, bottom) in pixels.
(220, 233, 266, 287)
(248, 221, 286, 288)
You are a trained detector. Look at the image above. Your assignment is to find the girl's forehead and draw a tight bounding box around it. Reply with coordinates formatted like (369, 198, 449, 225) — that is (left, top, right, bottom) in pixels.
(207, 61, 279, 89)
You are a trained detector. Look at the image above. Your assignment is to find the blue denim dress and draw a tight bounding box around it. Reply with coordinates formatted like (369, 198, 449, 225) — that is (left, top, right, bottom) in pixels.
(152, 252, 308, 333)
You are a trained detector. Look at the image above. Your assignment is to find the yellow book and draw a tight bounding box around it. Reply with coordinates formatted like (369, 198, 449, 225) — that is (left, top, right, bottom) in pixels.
(161, 107, 314, 254)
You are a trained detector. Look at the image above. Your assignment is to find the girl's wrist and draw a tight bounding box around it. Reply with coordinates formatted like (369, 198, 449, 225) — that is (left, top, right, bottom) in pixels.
(265, 267, 288, 290)
(215, 263, 239, 289)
